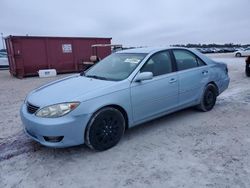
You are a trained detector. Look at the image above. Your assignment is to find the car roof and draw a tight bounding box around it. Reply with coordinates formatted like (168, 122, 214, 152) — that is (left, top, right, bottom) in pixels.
(116, 47, 171, 54)
(116, 47, 216, 65)
(116, 46, 193, 54)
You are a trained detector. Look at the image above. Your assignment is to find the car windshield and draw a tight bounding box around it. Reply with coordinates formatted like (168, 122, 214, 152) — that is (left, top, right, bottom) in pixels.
(84, 53, 147, 81)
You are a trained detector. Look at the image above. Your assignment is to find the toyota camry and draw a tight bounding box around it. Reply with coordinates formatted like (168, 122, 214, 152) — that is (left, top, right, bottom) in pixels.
(20, 47, 230, 151)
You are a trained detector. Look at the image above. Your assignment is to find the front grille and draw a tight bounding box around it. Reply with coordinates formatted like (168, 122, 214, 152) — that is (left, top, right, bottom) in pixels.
(27, 102, 39, 114)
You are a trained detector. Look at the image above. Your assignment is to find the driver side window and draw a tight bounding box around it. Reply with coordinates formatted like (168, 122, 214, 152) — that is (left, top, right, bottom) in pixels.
(141, 51, 172, 77)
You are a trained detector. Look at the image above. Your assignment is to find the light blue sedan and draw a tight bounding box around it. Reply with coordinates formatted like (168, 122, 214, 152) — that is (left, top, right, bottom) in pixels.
(20, 47, 230, 150)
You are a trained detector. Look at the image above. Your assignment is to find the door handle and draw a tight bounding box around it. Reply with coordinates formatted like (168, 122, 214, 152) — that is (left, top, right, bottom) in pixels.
(202, 70, 208, 75)
(169, 78, 177, 83)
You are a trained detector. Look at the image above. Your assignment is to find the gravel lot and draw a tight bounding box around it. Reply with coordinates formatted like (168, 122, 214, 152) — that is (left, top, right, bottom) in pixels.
(0, 53, 250, 188)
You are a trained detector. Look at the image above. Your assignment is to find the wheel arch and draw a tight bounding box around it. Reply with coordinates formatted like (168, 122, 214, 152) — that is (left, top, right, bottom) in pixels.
(89, 104, 129, 130)
(107, 104, 129, 130)
(235, 52, 241, 57)
(207, 81, 219, 96)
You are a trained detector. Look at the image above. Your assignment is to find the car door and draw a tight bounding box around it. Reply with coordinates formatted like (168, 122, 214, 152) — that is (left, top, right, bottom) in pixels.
(243, 48, 250, 56)
(130, 50, 179, 123)
(172, 49, 209, 106)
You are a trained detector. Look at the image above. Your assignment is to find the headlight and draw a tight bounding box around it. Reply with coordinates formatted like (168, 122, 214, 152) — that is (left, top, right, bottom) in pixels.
(36, 102, 80, 118)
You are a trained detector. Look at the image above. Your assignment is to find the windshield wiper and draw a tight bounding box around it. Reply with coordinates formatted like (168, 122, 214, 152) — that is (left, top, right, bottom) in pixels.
(85, 75, 107, 80)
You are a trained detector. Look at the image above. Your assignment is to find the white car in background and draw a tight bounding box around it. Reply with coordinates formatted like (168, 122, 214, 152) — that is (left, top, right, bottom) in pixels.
(234, 48, 250, 57)
(0, 52, 9, 69)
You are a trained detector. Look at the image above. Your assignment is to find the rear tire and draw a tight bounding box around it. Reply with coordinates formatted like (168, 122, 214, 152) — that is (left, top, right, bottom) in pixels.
(85, 107, 125, 151)
(197, 84, 217, 112)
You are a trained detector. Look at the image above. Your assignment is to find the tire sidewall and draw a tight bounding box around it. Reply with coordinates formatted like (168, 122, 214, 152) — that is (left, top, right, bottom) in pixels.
(85, 107, 125, 151)
(200, 84, 217, 112)
(236, 53, 241, 57)
(235, 52, 241, 57)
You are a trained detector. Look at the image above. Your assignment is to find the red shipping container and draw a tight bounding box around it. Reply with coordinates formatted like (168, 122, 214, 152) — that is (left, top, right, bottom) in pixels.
(5, 36, 112, 78)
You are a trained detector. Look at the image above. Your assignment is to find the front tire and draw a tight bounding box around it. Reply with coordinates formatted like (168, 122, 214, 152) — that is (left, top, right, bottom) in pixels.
(197, 84, 217, 112)
(85, 107, 125, 151)
(236, 53, 241, 57)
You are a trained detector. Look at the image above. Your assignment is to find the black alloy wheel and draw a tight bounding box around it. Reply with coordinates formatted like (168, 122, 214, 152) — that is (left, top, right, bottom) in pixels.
(85, 107, 125, 151)
(197, 84, 217, 112)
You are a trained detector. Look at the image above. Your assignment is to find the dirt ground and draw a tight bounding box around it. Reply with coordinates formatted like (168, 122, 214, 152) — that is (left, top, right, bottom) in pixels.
(0, 53, 250, 188)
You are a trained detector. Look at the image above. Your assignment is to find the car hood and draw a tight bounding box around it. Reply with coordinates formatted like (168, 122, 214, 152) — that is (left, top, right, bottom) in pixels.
(27, 75, 119, 107)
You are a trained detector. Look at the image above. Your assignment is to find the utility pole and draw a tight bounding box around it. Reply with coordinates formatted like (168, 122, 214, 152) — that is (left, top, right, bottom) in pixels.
(1, 33, 5, 50)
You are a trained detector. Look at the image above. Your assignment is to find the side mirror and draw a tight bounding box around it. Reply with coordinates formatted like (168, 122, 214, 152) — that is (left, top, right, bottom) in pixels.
(135, 72, 153, 82)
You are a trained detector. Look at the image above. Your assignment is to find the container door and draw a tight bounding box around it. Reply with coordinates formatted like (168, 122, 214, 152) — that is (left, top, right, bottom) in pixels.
(48, 39, 75, 73)
(74, 39, 95, 71)
(5, 38, 16, 75)
(13, 42, 26, 78)
(20, 38, 48, 75)
(94, 39, 111, 59)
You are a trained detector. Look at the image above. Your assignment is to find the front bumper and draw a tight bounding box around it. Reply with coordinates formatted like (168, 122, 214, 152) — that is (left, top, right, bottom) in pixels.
(20, 103, 92, 148)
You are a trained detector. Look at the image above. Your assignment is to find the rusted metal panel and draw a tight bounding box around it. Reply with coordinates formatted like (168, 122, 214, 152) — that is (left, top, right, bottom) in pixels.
(5, 36, 112, 78)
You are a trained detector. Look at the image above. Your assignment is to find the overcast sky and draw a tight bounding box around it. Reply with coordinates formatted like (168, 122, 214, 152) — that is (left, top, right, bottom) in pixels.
(0, 0, 250, 48)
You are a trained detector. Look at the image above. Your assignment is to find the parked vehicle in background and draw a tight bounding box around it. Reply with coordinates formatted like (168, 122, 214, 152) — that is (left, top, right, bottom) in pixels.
(196, 48, 212, 54)
(0, 49, 7, 54)
(20, 47, 230, 151)
(196, 48, 204, 53)
(0, 52, 9, 69)
(0, 51, 7, 55)
(246, 56, 250, 77)
(235, 47, 250, 57)
(210, 48, 220, 53)
(197, 47, 237, 54)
